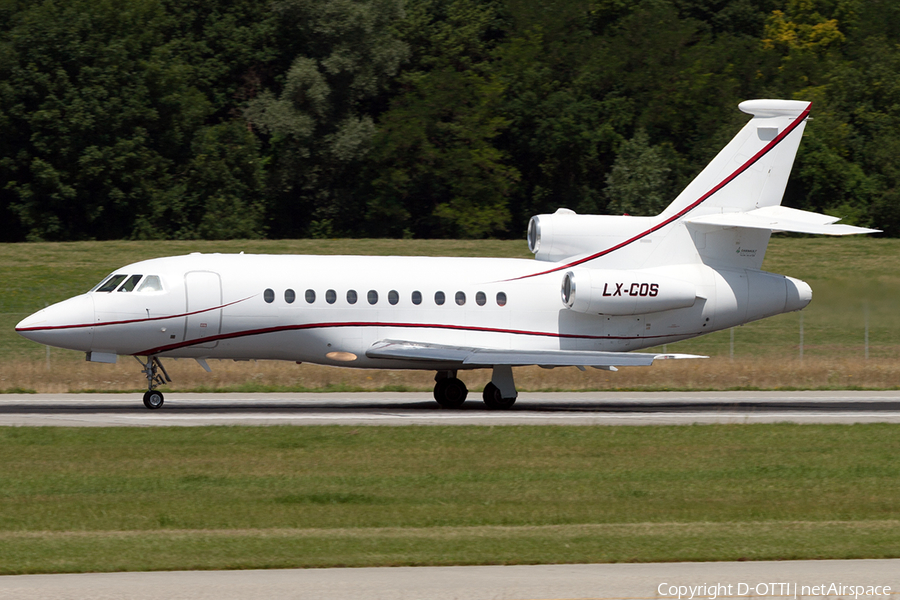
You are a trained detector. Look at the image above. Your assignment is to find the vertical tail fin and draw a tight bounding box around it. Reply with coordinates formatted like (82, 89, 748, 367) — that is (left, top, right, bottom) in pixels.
(516, 100, 842, 277)
(660, 99, 811, 221)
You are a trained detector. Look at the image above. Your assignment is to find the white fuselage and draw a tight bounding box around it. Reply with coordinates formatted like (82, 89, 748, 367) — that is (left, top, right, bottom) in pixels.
(16, 250, 810, 370)
(14, 100, 870, 410)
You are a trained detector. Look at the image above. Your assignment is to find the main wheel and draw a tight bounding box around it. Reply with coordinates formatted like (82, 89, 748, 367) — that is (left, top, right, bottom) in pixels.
(482, 382, 516, 410)
(143, 390, 164, 410)
(433, 377, 468, 409)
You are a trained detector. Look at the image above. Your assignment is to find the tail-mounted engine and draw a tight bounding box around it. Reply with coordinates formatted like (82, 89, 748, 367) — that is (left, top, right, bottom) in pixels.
(528, 208, 655, 262)
(561, 268, 698, 316)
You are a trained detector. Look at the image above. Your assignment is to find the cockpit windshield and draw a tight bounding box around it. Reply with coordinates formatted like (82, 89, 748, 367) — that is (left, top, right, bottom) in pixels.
(94, 274, 127, 293)
(91, 274, 163, 293)
(117, 274, 143, 292)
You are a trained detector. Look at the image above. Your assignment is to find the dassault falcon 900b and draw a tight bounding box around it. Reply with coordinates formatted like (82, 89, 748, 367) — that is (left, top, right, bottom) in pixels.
(16, 100, 878, 410)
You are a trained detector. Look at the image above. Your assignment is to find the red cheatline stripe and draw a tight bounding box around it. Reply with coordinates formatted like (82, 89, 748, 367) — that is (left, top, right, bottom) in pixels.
(510, 103, 812, 281)
(15, 296, 254, 332)
(136, 321, 688, 356)
(134, 321, 691, 356)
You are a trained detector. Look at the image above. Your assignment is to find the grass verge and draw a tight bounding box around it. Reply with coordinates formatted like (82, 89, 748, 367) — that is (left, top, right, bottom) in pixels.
(0, 424, 898, 573)
(3, 236, 900, 392)
(3, 355, 900, 394)
(3, 521, 899, 573)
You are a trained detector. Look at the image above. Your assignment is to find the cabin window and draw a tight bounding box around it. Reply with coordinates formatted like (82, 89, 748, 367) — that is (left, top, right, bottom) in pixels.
(264, 289, 275, 303)
(434, 291, 445, 305)
(455, 291, 466, 306)
(117, 274, 143, 292)
(496, 292, 507, 306)
(347, 290, 358, 304)
(137, 276, 162, 292)
(285, 289, 296, 304)
(368, 290, 378, 305)
(388, 290, 399, 305)
(96, 274, 128, 293)
(411, 291, 422, 305)
(305, 289, 316, 304)
(326, 289, 337, 304)
(476, 291, 486, 306)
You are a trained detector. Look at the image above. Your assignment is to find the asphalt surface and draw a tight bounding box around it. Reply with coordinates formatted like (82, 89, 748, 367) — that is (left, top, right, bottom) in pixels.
(0, 560, 898, 600)
(1, 390, 900, 426)
(3, 392, 899, 599)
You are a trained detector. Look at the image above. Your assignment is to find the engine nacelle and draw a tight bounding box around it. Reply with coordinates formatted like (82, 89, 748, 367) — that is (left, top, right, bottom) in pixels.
(561, 268, 698, 315)
(528, 208, 654, 262)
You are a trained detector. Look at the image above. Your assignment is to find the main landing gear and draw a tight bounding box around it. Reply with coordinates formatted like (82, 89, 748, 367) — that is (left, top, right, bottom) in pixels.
(137, 356, 171, 410)
(482, 382, 517, 410)
(432, 366, 518, 410)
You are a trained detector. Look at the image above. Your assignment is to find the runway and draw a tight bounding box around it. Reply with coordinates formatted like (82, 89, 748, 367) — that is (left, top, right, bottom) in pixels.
(2, 395, 898, 598)
(1, 559, 898, 600)
(1, 390, 900, 426)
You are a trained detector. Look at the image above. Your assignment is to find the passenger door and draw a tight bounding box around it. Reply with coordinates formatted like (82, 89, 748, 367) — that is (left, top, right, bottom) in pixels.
(184, 271, 222, 349)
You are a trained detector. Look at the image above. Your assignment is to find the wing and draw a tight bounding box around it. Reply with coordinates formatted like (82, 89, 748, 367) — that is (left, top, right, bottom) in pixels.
(366, 339, 705, 370)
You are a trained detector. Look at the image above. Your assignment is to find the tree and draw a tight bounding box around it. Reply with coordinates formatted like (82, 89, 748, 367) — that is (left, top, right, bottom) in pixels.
(0, 0, 183, 240)
(362, 0, 517, 238)
(367, 68, 517, 238)
(604, 129, 671, 216)
(133, 121, 267, 239)
(245, 0, 408, 238)
(492, 28, 623, 225)
(0, 0, 278, 241)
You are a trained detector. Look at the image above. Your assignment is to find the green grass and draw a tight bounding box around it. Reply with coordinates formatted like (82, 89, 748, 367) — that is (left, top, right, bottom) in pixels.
(663, 236, 900, 360)
(4, 521, 899, 573)
(2, 236, 900, 386)
(0, 238, 533, 363)
(0, 424, 898, 573)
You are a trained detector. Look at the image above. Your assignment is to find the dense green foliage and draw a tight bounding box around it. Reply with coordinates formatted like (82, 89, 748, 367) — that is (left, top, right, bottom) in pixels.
(2, 0, 899, 241)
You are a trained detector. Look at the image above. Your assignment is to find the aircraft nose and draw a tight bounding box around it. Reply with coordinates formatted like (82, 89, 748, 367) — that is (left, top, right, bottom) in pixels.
(785, 276, 812, 312)
(15, 294, 95, 351)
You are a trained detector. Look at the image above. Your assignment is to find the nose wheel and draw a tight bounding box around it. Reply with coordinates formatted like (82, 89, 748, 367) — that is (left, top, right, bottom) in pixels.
(136, 356, 171, 410)
(143, 390, 165, 409)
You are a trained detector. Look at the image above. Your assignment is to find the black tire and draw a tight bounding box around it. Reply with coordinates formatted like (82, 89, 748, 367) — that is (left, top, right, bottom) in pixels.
(433, 377, 468, 408)
(482, 382, 516, 409)
(143, 390, 164, 410)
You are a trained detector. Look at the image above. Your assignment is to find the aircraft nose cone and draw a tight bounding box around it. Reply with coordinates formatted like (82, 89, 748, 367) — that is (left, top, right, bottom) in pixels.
(16, 294, 95, 351)
(785, 276, 812, 312)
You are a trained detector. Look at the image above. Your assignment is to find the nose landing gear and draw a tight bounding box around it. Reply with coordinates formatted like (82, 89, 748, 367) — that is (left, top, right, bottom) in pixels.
(137, 356, 171, 409)
(143, 389, 165, 410)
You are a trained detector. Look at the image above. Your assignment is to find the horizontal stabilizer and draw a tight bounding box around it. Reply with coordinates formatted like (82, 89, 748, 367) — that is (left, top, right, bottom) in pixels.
(685, 205, 879, 236)
(367, 339, 706, 368)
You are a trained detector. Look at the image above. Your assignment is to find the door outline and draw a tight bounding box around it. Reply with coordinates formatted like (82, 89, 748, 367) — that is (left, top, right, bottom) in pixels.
(184, 271, 222, 349)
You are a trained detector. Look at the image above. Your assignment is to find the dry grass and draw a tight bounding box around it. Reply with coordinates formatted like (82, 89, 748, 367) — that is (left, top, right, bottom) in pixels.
(4, 353, 900, 393)
(5, 236, 900, 392)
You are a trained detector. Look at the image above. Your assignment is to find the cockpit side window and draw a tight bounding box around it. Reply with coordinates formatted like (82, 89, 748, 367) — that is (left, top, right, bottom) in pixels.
(137, 275, 162, 292)
(117, 274, 143, 292)
(90, 273, 114, 292)
(96, 274, 128, 293)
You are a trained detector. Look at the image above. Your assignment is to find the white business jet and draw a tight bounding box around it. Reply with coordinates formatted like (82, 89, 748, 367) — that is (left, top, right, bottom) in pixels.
(16, 100, 877, 409)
